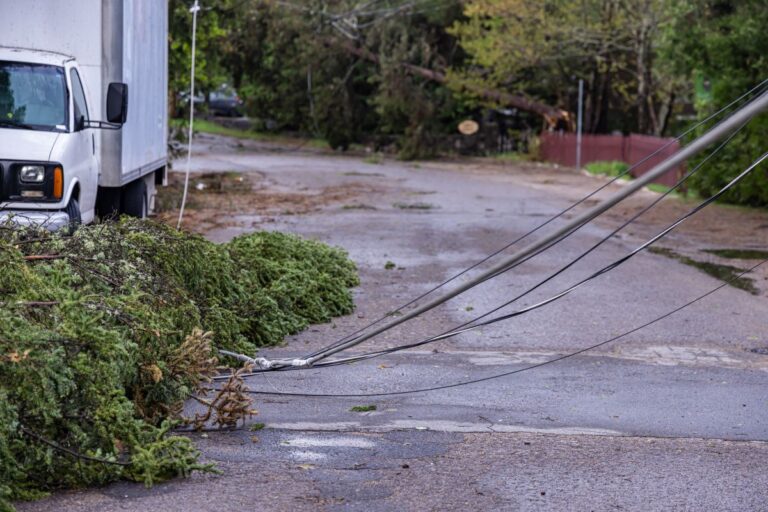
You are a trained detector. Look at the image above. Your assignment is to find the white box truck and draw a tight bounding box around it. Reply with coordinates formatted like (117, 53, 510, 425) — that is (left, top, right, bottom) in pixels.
(0, 0, 168, 230)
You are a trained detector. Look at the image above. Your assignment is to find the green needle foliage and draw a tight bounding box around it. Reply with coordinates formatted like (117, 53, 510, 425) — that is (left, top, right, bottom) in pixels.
(0, 219, 358, 510)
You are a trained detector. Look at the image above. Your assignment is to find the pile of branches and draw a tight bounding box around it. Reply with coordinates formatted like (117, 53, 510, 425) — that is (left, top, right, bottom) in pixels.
(0, 218, 358, 509)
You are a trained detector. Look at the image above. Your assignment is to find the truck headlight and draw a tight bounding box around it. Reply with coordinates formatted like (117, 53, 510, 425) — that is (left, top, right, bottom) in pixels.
(19, 165, 46, 183)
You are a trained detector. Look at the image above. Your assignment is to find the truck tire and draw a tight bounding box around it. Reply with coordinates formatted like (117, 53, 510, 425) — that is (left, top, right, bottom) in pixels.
(121, 179, 147, 219)
(95, 187, 122, 220)
(65, 197, 81, 234)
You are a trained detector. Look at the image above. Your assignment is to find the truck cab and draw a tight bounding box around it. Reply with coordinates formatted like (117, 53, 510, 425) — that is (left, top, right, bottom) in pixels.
(0, 48, 121, 230)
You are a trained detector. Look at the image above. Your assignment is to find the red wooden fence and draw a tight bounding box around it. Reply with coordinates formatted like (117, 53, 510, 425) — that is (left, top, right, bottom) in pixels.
(539, 131, 683, 187)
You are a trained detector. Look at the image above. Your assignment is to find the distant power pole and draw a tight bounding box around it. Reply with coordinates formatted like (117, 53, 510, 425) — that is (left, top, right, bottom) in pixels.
(576, 78, 584, 169)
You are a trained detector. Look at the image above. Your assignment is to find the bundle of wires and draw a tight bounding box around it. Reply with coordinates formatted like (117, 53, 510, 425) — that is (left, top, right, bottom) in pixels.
(215, 80, 768, 398)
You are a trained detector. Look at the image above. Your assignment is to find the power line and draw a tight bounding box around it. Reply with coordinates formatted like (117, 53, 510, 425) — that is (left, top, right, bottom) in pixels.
(220, 258, 766, 398)
(292, 79, 768, 364)
(308, 148, 768, 368)
(305, 120, 751, 368)
(20, 425, 130, 466)
(297, 88, 768, 366)
(216, 144, 765, 379)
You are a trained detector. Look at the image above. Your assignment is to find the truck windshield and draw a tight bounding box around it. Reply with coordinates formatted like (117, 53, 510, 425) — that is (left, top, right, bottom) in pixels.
(0, 62, 67, 132)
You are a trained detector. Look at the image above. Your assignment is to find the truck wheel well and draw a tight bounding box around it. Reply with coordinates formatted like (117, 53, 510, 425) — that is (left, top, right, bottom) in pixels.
(71, 183, 81, 203)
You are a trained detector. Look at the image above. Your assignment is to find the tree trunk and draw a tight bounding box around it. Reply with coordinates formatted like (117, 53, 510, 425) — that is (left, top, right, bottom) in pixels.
(330, 39, 570, 127)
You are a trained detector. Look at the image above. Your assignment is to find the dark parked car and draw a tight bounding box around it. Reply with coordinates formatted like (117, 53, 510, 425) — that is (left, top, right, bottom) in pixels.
(208, 85, 244, 117)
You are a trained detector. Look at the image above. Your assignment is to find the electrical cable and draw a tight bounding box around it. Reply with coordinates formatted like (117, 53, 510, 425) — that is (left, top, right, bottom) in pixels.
(219, 258, 766, 398)
(301, 79, 768, 360)
(215, 118, 745, 377)
(216, 145, 767, 376)
(305, 148, 768, 367)
(301, 89, 768, 365)
(20, 425, 130, 466)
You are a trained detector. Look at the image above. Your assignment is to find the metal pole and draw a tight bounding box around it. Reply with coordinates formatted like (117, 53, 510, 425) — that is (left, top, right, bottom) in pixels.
(303, 90, 768, 366)
(576, 79, 584, 169)
(177, 0, 201, 230)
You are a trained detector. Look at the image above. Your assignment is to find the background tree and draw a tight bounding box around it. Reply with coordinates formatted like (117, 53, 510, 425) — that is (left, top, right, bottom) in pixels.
(663, 0, 768, 206)
(449, 0, 680, 135)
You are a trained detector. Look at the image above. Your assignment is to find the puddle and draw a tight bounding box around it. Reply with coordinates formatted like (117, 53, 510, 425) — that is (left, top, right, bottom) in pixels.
(703, 248, 768, 260)
(284, 435, 376, 449)
(289, 450, 327, 461)
(649, 247, 758, 295)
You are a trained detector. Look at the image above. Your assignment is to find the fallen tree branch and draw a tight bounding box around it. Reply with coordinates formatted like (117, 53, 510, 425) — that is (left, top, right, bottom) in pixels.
(330, 39, 571, 125)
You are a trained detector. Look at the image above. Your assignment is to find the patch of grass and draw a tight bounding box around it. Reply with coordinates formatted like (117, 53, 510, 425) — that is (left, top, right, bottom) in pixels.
(364, 153, 384, 164)
(645, 183, 671, 194)
(350, 405, 377, 413)
(249, 423, 266, 431)
(649, 246, 758, 294)
(384, 261, 396, 270)
(171, 119, 328, 149)
(393, 202, 436, 210)
(644, 183, 699, 201)
(703, 248, 768, 260)
(343, 171, 385, 177)
(494, 152, 531, 162)
(584, 161, 631, 180)
(342, 204, 377, 210)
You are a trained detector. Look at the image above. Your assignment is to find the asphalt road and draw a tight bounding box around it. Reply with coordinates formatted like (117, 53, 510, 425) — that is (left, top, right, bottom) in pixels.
(21, 136, 768, 511)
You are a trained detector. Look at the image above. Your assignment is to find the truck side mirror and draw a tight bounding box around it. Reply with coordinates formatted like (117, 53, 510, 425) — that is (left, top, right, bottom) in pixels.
(106, 83, 128, 124)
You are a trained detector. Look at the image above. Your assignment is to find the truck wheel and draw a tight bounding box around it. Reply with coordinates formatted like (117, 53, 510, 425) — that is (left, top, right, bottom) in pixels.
(96, 187, 122, 220)
(65, 198, 82, 234)
(121, 179, 147, 219)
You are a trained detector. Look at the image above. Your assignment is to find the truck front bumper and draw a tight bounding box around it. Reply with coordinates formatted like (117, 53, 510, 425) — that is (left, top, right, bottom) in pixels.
(0, 209, 70, 232)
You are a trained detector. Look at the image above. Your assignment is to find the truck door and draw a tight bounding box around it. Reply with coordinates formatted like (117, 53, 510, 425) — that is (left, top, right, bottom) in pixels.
(68, 67, 97, 215)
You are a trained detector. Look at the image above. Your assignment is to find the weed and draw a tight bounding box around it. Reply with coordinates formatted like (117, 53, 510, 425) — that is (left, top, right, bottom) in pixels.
(343, 171, 385, 177)
(342, 204, 377, 210)
(703, 248, 768, 260)
(364, 153, 384, 165)
(384, 261, 396, 270)
(350, 405, 377, 413)
(584, 161, 631, 179)
(393, 202, 436, 210)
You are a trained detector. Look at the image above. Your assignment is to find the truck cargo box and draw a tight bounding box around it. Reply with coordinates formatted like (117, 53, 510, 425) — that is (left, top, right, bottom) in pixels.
(0, 0, 168, 187)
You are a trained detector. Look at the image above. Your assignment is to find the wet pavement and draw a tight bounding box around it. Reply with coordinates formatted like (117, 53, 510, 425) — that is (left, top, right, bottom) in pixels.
(21, 136, 768, 511)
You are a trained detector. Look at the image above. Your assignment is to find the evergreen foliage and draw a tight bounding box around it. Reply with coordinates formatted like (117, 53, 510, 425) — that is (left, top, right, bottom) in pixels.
(0, 219, 358, 510)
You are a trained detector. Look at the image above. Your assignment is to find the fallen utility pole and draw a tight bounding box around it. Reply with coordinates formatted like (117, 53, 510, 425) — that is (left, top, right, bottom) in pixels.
(289, 89, 768, 368)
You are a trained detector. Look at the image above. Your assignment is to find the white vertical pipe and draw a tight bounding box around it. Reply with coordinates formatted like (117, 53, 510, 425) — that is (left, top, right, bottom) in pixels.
(177, 0, 201, 230)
